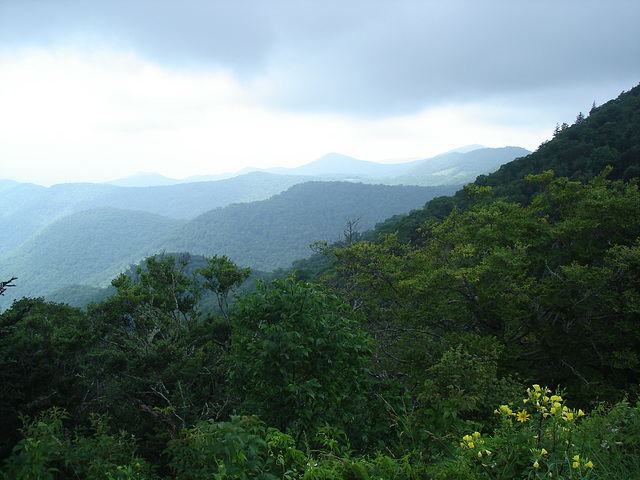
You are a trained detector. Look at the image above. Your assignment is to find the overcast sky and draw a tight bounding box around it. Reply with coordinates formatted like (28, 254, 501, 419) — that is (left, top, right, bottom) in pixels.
(1, 0, 638, 186)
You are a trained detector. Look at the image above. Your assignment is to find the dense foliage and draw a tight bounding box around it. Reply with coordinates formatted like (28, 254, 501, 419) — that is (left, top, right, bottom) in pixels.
(1, 85, 639, 478)
(322, 170, 640, 404)
(230, 277, 372, 439)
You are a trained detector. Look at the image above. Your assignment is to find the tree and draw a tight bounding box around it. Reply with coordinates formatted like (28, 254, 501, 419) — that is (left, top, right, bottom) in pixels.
(196, 254, 251, 327)
(0, 298, 95, 460)
(84, 254, 247, 462)
(343, 216, 362, 245)
(416, 172, 640, 401)
(0, 277, 17, 313)
(0, 277, 16, 297)
(229, 276, 372, 440)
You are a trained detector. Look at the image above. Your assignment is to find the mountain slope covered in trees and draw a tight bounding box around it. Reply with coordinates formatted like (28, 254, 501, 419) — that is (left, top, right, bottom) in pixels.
(0, 172, 310, 258)
(155, 181, 455, 271)
(0, 182, 456, 307)
(0, 208, 184, 305)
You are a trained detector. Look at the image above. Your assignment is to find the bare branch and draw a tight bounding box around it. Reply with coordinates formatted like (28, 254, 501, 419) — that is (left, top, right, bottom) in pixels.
(0, 277, 17, 297)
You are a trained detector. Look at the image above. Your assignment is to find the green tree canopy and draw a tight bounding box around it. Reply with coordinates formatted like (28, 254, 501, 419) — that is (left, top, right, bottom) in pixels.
(230, 276, 373, 439)
(320, 171, 640, 404)
(0, 298, 94, 458)
(84, 253, 250, 461)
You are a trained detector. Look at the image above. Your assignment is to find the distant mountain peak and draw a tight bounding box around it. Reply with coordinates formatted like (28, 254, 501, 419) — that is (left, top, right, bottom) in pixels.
(315, 152, 361, 162)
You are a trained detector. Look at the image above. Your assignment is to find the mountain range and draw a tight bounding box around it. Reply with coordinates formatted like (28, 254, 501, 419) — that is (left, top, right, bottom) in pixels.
(0, 146, 530, 308)
(106, 145, 526, 186)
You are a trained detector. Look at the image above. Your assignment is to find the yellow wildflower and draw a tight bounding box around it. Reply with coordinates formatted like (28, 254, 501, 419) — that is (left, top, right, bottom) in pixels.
(541, 448, 548, 455)
(533, 384, 541, 392)
(533, 460, 540, 468)
(516, 410, 530, 423)
(577, 409, 585, 417)
(496, 405, 513, 416)
(472, 431, 481, 439)
(550, 395, 563, 402)
(585, 460, 594, 468)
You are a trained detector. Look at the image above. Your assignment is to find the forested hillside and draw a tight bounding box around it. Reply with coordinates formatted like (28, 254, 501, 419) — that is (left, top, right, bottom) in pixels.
(0, 84, 639, 479)
(0, 181, 455, 308)
(0, 172, 309, 258)
(379, 146, 531, 186)
(0, 208, 184, 305)
(156, 181, 456, 271)
(0, 147, 527, 262)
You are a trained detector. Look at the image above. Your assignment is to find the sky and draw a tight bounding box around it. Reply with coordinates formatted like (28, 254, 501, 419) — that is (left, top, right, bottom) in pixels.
(0, 1, 638, 186)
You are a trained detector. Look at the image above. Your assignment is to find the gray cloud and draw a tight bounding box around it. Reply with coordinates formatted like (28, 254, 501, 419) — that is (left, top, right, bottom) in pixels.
(0, 1, 276, 72)
(256, 1, 640, 115)
(2, 0, 638, 117)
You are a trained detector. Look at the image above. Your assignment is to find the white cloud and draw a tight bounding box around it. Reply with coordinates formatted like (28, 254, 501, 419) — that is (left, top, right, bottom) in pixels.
(0, 43, 630, 186)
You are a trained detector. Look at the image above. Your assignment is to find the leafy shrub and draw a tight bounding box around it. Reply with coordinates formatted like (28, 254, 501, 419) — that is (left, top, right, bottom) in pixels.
(1, 407, 152, 480)
(230, 276, 373, 437)
(165, 415, 306, 480)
